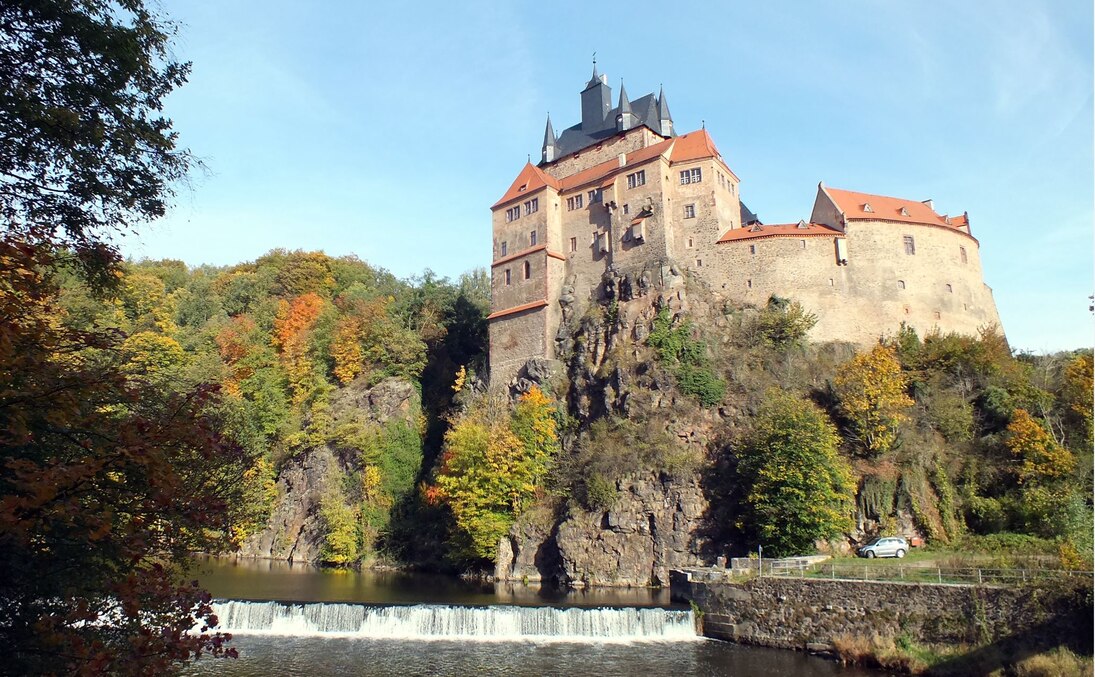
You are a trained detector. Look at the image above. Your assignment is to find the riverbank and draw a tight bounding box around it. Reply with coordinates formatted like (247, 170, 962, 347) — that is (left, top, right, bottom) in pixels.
(671, 567, 1093, 675)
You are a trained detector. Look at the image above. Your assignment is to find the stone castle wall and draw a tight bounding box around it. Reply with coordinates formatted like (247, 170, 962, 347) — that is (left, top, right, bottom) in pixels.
(488, 120, 1003, 386)
(671, 570, 1092, 657)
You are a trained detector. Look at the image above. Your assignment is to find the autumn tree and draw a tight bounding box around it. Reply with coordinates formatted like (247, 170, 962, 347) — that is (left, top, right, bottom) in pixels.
(431, 387, 559, 560)
(834, 344, 914, 456)
(0, 1, 257, 672)
(273, 292, 328, 406)
(0, 244, 253, 674)
(1006, 409, 1076, 486)
(734, 390, 855, 557)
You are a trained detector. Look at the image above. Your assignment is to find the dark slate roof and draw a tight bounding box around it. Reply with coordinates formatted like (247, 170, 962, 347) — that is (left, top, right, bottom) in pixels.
(740, 201, 760, 226)
(553, 93, 668, 157)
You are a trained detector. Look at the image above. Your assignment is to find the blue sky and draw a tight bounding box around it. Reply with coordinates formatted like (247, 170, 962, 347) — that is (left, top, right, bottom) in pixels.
(126, 1, 1093, 352)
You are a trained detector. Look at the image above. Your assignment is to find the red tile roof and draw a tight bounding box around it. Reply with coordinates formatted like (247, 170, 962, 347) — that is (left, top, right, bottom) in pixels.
(824, 187, 961, 229)
(487, 299, 548, 320)
(944, 213, 970, 229)
(669, 129, 721, 163)
(493, 130, 734, 210)
(717, 222, 842, 243)
(492, 163, 560, 209)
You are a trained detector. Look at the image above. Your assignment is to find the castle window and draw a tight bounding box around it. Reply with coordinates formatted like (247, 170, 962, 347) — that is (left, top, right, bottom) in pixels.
(588, 189, 601, 203)
(696, 259, 703, 267)
(687, 237, 694, 248)
(683, 204, 696, 219)
(500, 241, 508, 256)
(903, 235, 916, 255)
(934, 311, 941, 320)
(897, 280, 906, 290)
(523, 261, 531, 280)
(504, 269, 511, 285)
(530, 230, 537, 246)
(946, 283, 953, 293)
(750, 245, 756, 255)
(960, 246, 968, 264)
(626, 170, 646, 189)
(570, 237, 577, 252)
(506, 206, 520, 222)
(802, 239, 807, 248)
(747, 279, 752, 288)
(524, 198, 539, 215)
(623, 204, 629, 215)
(567, 194, 584, 211)
(680, 168, 702, 185)
(829, 278, 834, 286)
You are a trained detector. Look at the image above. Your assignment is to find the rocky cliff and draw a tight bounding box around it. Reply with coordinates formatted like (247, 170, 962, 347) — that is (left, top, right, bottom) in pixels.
(493, 263, 927, 586)
(242, 377, 418, 561)
(496, 473, 708, 587)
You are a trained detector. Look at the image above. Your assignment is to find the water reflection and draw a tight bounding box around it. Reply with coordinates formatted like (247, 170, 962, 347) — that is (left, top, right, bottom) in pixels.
(192, 557, 676, 608)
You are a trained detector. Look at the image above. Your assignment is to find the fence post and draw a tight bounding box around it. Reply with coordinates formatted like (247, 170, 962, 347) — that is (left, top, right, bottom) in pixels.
(831, 564, 835, 580)
(899, 566, 904, 581)
(977, 569, 982, 585)
(937, 568, 942, 584)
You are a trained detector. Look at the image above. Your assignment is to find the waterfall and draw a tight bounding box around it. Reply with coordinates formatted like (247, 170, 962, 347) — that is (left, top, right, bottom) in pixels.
(208, 601, 698, 643)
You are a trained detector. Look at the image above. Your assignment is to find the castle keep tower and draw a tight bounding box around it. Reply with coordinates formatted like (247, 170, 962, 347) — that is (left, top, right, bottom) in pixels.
(488, 66, 1003, 386)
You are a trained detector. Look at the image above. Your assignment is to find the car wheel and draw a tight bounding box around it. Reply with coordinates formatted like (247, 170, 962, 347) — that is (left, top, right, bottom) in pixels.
(896, 549, 906, 558)
(866, 551, 876, 559)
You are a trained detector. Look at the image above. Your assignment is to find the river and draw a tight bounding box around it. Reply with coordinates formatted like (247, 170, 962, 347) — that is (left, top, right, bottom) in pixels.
(184, 558, 878, 676)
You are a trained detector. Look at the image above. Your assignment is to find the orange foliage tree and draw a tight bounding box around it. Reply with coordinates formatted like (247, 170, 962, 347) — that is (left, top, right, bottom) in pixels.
(273, 293, 327, 405)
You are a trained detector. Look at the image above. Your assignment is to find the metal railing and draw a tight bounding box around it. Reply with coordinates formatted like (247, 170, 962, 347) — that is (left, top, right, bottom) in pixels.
(758, 560, 1093, 586)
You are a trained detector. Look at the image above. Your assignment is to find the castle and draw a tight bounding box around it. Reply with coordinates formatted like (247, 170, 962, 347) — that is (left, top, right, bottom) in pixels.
(488, 65, 1003, 385)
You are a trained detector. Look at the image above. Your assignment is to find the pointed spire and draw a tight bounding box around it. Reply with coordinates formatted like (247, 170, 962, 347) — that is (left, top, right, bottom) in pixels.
(617, 80, 632, 115)
(586, 53, 602, 89)
(616, 80, 636, 132)
(543, 114, 556, 147)
(541, 113, 558, 164)
(657, 84, 674, 137)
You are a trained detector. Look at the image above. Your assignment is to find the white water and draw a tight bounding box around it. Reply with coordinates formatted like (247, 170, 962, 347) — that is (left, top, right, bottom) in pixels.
(209, 601, 699, 643)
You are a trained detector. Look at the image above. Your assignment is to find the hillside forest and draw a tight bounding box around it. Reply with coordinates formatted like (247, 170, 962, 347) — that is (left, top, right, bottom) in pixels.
(47, 252, 1095, 571)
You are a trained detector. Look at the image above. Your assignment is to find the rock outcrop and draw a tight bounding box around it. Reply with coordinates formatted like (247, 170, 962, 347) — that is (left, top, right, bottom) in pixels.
(241, 377, 417, 561)
(496, 473, 708, 587)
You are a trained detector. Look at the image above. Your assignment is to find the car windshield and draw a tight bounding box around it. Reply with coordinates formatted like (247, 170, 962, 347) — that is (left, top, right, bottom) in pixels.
(864, 537, 881, 546)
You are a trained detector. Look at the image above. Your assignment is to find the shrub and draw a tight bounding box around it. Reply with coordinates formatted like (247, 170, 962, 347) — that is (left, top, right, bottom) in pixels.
(647, 307, 726, 407)
(752, 296, 817, 350)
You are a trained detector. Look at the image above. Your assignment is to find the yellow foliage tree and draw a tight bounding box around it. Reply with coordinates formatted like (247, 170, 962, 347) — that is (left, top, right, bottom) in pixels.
(432, 387, 559, 560)
(331, 316, 365, 384)
(1006, 409, 1076, 485)
(834, 344, 914, 456)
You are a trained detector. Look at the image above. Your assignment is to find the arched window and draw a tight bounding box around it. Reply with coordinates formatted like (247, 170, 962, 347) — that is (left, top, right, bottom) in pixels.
(523, 260, 531, 280)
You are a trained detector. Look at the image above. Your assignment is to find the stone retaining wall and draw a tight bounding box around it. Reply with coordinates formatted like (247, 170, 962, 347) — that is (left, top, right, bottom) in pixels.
(670, 569, 1092, 654)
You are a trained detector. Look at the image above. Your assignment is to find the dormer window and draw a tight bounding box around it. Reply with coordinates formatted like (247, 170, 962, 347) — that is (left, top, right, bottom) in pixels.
(899, 207, 910, 217)
(518, 184, 527, 193)
(862, 203, 873, 213)
(797, 220, 808, 229)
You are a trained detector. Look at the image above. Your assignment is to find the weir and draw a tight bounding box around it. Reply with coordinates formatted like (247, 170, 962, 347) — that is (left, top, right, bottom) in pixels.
(210, 601, 698, 643)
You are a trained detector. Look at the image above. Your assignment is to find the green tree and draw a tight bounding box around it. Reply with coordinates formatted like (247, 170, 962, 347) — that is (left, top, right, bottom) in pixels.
(0, 0, 192, 285)
(735, 390, 855, 557)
